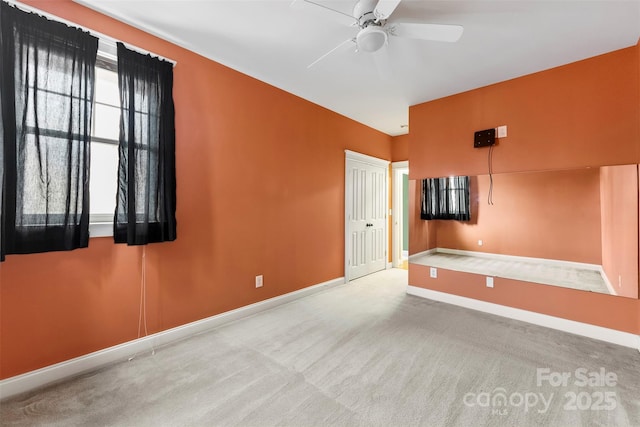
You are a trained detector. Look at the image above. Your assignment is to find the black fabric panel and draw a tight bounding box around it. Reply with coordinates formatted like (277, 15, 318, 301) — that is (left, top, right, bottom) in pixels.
(114, 42, 176, 245)
(1, 2, 97, 260)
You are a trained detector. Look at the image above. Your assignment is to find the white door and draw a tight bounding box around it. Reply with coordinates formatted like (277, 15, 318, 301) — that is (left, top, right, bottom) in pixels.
(345, 151, 389, 282)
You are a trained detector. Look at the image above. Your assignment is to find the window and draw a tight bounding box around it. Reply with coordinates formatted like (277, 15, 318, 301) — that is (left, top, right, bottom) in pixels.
(0, 2, 98, 261)
(1, 3, 175, 260)
(89, 52, 119, 236)
(421, 176, 471, 221)
(20, 61, 92, 225)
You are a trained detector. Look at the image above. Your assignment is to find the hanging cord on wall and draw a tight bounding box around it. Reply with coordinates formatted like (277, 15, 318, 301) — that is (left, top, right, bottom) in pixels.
(487, 144, 495, 205)
(128, 246, 156, 361)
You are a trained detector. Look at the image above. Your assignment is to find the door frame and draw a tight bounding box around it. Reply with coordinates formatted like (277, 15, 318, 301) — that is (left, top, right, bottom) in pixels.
(345, 150, 390, 283)
(392, 161, 409, 268)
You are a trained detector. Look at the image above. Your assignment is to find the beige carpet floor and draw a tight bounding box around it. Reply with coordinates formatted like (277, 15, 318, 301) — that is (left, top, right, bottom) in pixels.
(1, 269, 638, 426)
(411, 252, 610, 294)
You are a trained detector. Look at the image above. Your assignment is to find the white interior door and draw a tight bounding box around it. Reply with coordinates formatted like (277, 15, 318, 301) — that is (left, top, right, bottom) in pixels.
(345, 151, 389, 282)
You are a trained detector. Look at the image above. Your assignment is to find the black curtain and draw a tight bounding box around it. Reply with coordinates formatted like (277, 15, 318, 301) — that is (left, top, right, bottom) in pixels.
(114, 42, 176, 245)
(0, 2, 97, 261)
(421, 176, 471, 221)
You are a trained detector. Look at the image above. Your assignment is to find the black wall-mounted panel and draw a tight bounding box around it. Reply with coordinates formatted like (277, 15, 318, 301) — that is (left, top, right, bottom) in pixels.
(474, 128, 496, 148)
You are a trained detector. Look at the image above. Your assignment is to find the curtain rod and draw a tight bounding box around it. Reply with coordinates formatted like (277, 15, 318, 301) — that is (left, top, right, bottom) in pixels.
(5, 0, 177, 66)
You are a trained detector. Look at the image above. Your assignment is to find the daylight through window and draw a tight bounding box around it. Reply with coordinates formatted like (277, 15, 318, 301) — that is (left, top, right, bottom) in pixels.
(89, 63, 119, 224)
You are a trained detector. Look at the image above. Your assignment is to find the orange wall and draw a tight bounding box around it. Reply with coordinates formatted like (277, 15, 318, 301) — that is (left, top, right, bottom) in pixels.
(410, 265, 640, 334)
(391, 134, 409, 162)
(436, 168, 603, 264)
(0, 1, 392, 379)
(409, 42, 640, 334)
(410, 46, 640, 179)
(600, 165, 639, 298)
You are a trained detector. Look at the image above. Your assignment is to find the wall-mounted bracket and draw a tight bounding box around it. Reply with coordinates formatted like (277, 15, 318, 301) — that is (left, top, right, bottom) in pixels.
(474, 128, 496, 148)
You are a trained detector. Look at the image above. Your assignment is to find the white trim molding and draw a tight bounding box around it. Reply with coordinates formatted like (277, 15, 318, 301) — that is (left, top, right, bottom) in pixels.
(0, 277, 345, 400)
(89, 222, 113, 238)
(345, 150, 390, 168)
(391, 161, 408, 169)
(407, 286, 640, 350)
(391, 162, 409, 268)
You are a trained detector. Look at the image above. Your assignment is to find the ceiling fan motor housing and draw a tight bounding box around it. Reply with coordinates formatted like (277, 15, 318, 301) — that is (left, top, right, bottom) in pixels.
(353, 0, 382, 27)
(354, 0, 388, 52)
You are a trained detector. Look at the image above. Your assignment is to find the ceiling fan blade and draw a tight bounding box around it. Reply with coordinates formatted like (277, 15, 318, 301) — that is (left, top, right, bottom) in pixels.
(308, 38, 354, 69)
(291, 0, 357, 26)
(391, 23, 464, 42)
(374, 0, 402, 21)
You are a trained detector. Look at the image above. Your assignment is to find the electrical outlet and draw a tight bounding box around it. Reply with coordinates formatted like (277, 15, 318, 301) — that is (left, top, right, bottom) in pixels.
(430, 267, 437, 278)
(478, 240, 483, 246)
(255, 275, 263, 288)
(497, 125, 507, 138)
(486, 277, 494, 288)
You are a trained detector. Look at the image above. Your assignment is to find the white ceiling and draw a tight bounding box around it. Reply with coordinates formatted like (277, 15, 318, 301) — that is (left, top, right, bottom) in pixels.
(74, 0, 640, 136)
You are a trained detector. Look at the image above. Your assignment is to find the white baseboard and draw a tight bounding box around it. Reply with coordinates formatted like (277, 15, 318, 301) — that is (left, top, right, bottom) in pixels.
(407, 286, 640, 350)
(435, 248, 602, 271)
(0, 276, 345, 401)
(386, 262, 393, 270)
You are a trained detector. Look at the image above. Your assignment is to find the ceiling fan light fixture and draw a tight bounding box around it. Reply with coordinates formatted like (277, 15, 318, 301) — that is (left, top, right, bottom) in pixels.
(356, 26, 387, 53)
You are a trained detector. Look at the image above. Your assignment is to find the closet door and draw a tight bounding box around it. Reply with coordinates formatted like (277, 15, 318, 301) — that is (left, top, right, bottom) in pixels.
(345, 152, 388, 281)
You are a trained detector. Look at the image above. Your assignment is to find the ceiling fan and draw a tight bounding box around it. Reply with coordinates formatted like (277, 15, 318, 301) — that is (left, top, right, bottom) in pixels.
(294, 0, 464, 68)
